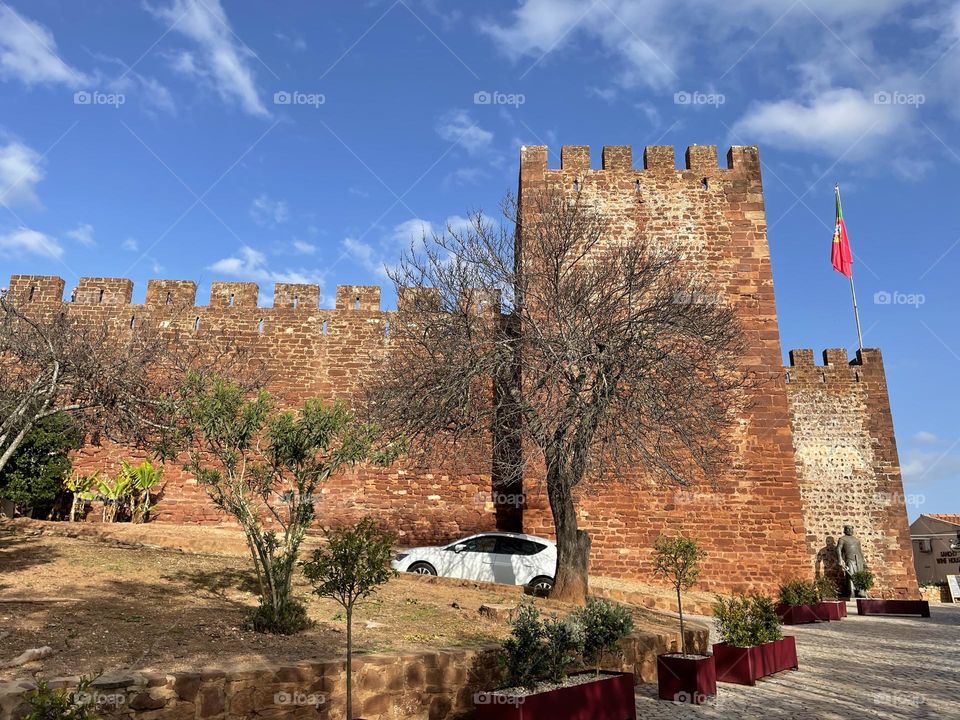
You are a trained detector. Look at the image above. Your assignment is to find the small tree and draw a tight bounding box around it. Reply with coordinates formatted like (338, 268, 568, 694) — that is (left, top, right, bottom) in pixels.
(570, 598, 634, 677)
(159, 372, 402, 634)
(652, 534, 706, 655)
(302, 518, 396, 720)
(120, 459, 163, 523)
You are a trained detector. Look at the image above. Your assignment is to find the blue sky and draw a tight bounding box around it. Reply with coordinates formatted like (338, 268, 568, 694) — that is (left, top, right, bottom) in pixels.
(0, 0, 957, 518)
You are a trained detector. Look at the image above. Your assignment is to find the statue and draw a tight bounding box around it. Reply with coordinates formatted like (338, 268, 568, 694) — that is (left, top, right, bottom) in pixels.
(836, 525, 867, 597)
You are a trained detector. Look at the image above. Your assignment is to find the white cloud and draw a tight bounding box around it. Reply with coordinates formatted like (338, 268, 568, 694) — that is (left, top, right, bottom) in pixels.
(901, 447, 960, 486)
(249, 194, 289, 226)
(913, 431, 939, 445)
(147, 0, 268, 117)
(291, 239, 315, 255)
(122, 238, 139, 251)
(209, 245, 323, 285)
(65, 223, 95, 246)
(0, 141, 44, 207)
(731, 88, 910, 158)
(342, 237, 384, 278)
(436, 110, 494, 155)
(0, 227, 62, 259)
(0, 5, 89, 87)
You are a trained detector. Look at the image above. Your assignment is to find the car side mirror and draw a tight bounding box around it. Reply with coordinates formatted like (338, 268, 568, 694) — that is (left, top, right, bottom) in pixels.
(453, 543, 466, 554)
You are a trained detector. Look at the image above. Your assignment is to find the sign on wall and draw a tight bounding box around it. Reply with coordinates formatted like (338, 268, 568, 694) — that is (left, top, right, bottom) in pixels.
(947, 575, 960, 603)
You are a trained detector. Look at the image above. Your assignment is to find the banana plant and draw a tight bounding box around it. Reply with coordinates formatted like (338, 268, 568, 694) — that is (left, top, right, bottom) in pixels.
(121, 459, 163, 523)
(63, 472, 98, 522)
(95, 472, 132, 523)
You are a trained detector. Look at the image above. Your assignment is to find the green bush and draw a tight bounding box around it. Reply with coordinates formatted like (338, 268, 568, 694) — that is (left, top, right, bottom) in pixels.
(852, 569, 874, 593)
(542, 614, 584, 684)
(814, 575, 839, 601)
(23, 677, 100, 720)
(501, 602, 550, 689)
(570, 598, 634, 677)
(0, 412, 82, 518)
(713, 594, 783, 648)
(778, 579, 819, 606)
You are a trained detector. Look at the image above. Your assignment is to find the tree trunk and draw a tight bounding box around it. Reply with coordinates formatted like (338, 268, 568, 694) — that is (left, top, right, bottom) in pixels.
(346, 604, 353, 720)
(547, 469, 591, 603)
(677, 587, 686, 655)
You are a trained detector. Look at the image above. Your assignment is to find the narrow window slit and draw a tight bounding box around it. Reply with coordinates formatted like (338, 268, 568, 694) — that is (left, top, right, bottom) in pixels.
(194, 317, 201, 332)
(165, 291, 172, 305)
(28, 286, 35, 302)
(229, 293, 235, 307)
(257, 319, 264, 334)
(322, 320, 328, 336)
(293, 294, 299, 309)
(98, 289, 104, 304)
(384, 320, 391, 338)
(354, 297, 361, 310)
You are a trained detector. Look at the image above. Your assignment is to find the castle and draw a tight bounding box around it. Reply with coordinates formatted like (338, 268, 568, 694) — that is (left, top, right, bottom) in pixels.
(6, 143, 918, 598)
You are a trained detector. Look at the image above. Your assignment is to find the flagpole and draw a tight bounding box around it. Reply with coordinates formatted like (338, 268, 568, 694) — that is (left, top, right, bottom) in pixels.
(836, 183, 864, 352)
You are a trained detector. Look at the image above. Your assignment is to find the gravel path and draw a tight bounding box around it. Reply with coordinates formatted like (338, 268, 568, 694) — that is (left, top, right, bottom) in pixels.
(636, 603, 960, 719)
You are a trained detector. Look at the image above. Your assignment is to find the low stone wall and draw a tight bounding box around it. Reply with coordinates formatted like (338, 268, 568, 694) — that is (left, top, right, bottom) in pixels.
(0, 624, 706, 720)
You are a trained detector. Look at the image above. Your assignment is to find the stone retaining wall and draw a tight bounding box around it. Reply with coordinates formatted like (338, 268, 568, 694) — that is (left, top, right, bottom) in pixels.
(0, 622, 706, 720)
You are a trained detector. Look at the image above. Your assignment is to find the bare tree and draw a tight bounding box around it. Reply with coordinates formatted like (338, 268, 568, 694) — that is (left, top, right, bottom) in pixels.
(367, 191, 748, 603)
(0, 297, 251, 477)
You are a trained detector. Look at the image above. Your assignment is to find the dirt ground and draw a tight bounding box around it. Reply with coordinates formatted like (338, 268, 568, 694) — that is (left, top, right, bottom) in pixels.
(0, 525, 677, 682)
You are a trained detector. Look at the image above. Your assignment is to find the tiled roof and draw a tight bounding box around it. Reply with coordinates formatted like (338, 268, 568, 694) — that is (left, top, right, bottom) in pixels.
(927, 513, 960, 526)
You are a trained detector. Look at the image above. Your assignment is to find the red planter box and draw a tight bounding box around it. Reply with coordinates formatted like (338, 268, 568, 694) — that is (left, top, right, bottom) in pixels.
(474, 671, 636, 720)
(713, 636, 798, 686)
(776, 603, 824, 624)
(656, 654, 716, 704)
(814, 600, 846, 620)
(856, 599, 930, 617)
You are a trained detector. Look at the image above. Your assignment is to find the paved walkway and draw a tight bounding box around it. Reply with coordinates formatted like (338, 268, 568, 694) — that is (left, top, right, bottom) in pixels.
(636, 603, 960, 719)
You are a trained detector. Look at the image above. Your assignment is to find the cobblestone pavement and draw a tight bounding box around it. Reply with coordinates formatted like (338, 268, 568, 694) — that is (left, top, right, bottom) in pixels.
(636, 603, 960, 719)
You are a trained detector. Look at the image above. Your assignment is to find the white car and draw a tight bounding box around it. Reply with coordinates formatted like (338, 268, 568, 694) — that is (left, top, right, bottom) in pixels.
(392, 531, 557, 595)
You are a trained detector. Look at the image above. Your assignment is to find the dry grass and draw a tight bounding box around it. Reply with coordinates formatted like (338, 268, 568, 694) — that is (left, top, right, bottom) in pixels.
(0, 527, 676, 681)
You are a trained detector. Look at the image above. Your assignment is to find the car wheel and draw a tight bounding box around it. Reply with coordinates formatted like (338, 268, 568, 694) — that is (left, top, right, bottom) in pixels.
(528, 576, 553, 597)
(408, 562, 437, 576)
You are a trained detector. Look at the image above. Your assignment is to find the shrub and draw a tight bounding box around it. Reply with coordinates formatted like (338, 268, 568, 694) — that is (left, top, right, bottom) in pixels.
(501, 602, 550, 689)
(814, 575, 839, 601)
(570, 598, 634, 677)
(778, 579, 818, 606)
(713, 594, 783, 648)
(542, 614, 584, 684)
(852, 568, 874, 593)
(23, 677, 100, 720)
(64, 472, 98, 522)
(652, 533, 706, 655)
(120, 459, 163, 523)
(0, 412, 82, 518)
(302, 518, 395, 720)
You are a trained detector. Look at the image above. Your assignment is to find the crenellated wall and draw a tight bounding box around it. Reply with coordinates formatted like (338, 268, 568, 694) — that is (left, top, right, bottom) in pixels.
(2, 144, 917, 597)
(785, 348, 918, 598)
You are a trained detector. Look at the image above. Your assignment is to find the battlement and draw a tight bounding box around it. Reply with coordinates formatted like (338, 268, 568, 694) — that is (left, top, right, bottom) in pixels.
(520, 144, 760, 176)
(785, 347, 886, 384)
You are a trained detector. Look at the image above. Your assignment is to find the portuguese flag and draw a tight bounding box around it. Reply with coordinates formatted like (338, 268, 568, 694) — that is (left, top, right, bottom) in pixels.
(831, 186, 853, 278)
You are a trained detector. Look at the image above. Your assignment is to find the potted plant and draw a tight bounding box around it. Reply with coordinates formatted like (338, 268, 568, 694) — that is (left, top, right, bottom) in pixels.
(776, 579, 822, 624)
(652, 534, 715, 704)
(813, 575, 846, 620)
(712, 595, 798, 686)
(475, 599, 637, 720)
(851, 568, 874, 598)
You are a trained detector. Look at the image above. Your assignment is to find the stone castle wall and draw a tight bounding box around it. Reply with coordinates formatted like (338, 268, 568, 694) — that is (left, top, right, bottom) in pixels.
(3, 143, 918, 597)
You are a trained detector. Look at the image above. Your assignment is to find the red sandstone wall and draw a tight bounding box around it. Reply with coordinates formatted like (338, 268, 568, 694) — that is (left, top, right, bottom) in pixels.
(785, 348, 918, 598)
(516, 144, 811, 595)
(6, 274, 497, 545)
